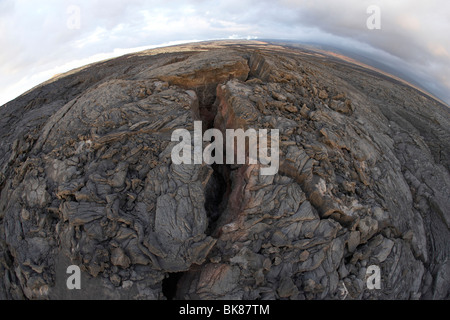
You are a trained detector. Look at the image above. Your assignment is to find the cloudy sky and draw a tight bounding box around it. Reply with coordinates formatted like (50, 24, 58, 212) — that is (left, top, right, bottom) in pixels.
(0, 0, 449, 106)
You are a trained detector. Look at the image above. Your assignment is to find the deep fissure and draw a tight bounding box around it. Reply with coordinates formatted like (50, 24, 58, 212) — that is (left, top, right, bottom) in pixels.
(162, 82, 231, 300)
(204, 163, 231, 235)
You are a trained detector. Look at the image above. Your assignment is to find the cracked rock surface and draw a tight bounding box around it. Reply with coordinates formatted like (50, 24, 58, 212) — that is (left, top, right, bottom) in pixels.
(0, 40, 449, 300)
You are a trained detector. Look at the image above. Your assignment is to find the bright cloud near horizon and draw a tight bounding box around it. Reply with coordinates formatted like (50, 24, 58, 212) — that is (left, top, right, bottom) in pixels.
(0, 0, 449, 106)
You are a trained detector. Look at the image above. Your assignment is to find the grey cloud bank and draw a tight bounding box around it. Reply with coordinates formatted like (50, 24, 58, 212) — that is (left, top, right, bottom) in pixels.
(0, 0, 449, 106)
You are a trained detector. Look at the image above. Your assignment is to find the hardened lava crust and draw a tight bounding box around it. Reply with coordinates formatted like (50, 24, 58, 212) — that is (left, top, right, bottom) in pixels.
(0, 40, 449, 300)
